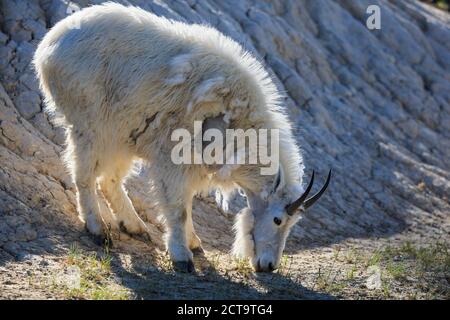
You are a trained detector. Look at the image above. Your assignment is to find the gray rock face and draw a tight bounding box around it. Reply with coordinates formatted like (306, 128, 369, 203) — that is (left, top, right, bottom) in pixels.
(0, 0, 449, 268)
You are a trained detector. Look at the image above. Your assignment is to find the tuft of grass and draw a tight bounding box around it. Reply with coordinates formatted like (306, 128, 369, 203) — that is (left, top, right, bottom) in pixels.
(208, 253, 222, 272)
(333, 247, 341, 260)
(386, 262, 407, 280)
(365, 241, 449, 299)
(381, 281, 391, 298)
(366, 251, 383, 267)
(381, 241, 450, 273)
(234, 258, 253, 276)
(62, 244, 130, 300)
(277, 255, 293, 277)
(312, 241, 449, 299)
(346, 265, 358, 280)
(155, 251, 174, 272)
(344, 248, 357, 264)
(314, 267, 345, 293)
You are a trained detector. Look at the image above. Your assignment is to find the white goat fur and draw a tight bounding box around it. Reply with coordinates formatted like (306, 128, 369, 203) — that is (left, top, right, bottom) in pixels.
(34, 3, 304, 266)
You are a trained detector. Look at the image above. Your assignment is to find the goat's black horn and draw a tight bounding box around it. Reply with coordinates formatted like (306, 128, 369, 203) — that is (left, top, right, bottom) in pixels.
(303, 169, 332, 209)
(286, 170, 315, 215)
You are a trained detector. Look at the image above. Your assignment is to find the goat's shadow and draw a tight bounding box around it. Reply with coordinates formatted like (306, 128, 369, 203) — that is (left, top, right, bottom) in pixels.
(106, 243, 335, 300)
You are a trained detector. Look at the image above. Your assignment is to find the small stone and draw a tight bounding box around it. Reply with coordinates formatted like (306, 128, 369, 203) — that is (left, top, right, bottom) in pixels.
(366, 266, 382, 290)
(16, 225, 38, 242)
(39, 259, 49, 267)
(2, 242, 22, 257)
(0, 46, 14, 70)
(0, 32, 8, 45)
(14, 90, 41, 119)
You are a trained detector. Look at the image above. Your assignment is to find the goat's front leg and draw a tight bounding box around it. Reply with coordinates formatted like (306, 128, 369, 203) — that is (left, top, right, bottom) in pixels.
(165, 206, 195, 272)
(147, 151, 197, 272)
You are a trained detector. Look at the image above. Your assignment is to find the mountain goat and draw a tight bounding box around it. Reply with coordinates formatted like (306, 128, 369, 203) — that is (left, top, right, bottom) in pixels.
(33, 3, 330, 272)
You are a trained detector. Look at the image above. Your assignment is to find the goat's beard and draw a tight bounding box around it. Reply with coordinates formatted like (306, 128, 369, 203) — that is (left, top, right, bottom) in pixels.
(232, 208, 255, 259)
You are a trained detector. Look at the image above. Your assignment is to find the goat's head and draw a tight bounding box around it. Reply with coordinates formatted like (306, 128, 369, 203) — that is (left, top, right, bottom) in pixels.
(233, 169, 331, 272)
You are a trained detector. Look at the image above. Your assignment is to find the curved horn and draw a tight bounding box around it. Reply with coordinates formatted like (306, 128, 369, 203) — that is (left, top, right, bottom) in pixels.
(286, 171, 315, 215)
(303, 169, 332, 209)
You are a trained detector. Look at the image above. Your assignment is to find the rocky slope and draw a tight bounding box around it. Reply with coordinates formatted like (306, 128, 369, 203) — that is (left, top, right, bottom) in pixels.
(0, 0, 449, 299)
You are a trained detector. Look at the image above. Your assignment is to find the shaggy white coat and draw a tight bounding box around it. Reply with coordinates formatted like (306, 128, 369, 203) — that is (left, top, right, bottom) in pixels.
(33, 3, 304, 268)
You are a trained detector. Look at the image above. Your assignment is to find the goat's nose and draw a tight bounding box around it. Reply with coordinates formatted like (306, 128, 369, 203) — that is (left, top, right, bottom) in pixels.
(255, 259, 276, 273)
(255, 259, 262, 272)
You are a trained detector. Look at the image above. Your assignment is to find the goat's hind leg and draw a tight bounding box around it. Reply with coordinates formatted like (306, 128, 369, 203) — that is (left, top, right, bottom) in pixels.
(99, 160, 151, 241)
(70, 137, 111, 246)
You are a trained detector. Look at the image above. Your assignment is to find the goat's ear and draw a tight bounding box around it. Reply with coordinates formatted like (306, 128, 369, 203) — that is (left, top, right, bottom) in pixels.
(188, 76, 230, 112)
(243, 189, 266, 215)
(271, 165, 285, 195)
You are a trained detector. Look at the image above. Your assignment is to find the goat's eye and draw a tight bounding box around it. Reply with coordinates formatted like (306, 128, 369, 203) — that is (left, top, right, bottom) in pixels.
(273, 217, 282, 225)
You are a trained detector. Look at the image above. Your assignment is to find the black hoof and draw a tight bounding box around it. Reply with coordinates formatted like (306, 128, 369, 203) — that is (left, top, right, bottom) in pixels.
(131, 232, 153, 244)
(191, 246, 205, 256)
(91, 233, 113, 248)
(119, 221, 128, 234)
(85, 223, 113, 248)
(173, 260, 195, 273)
(119, 221, 152, 244)
(140, 232, 152, 244)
